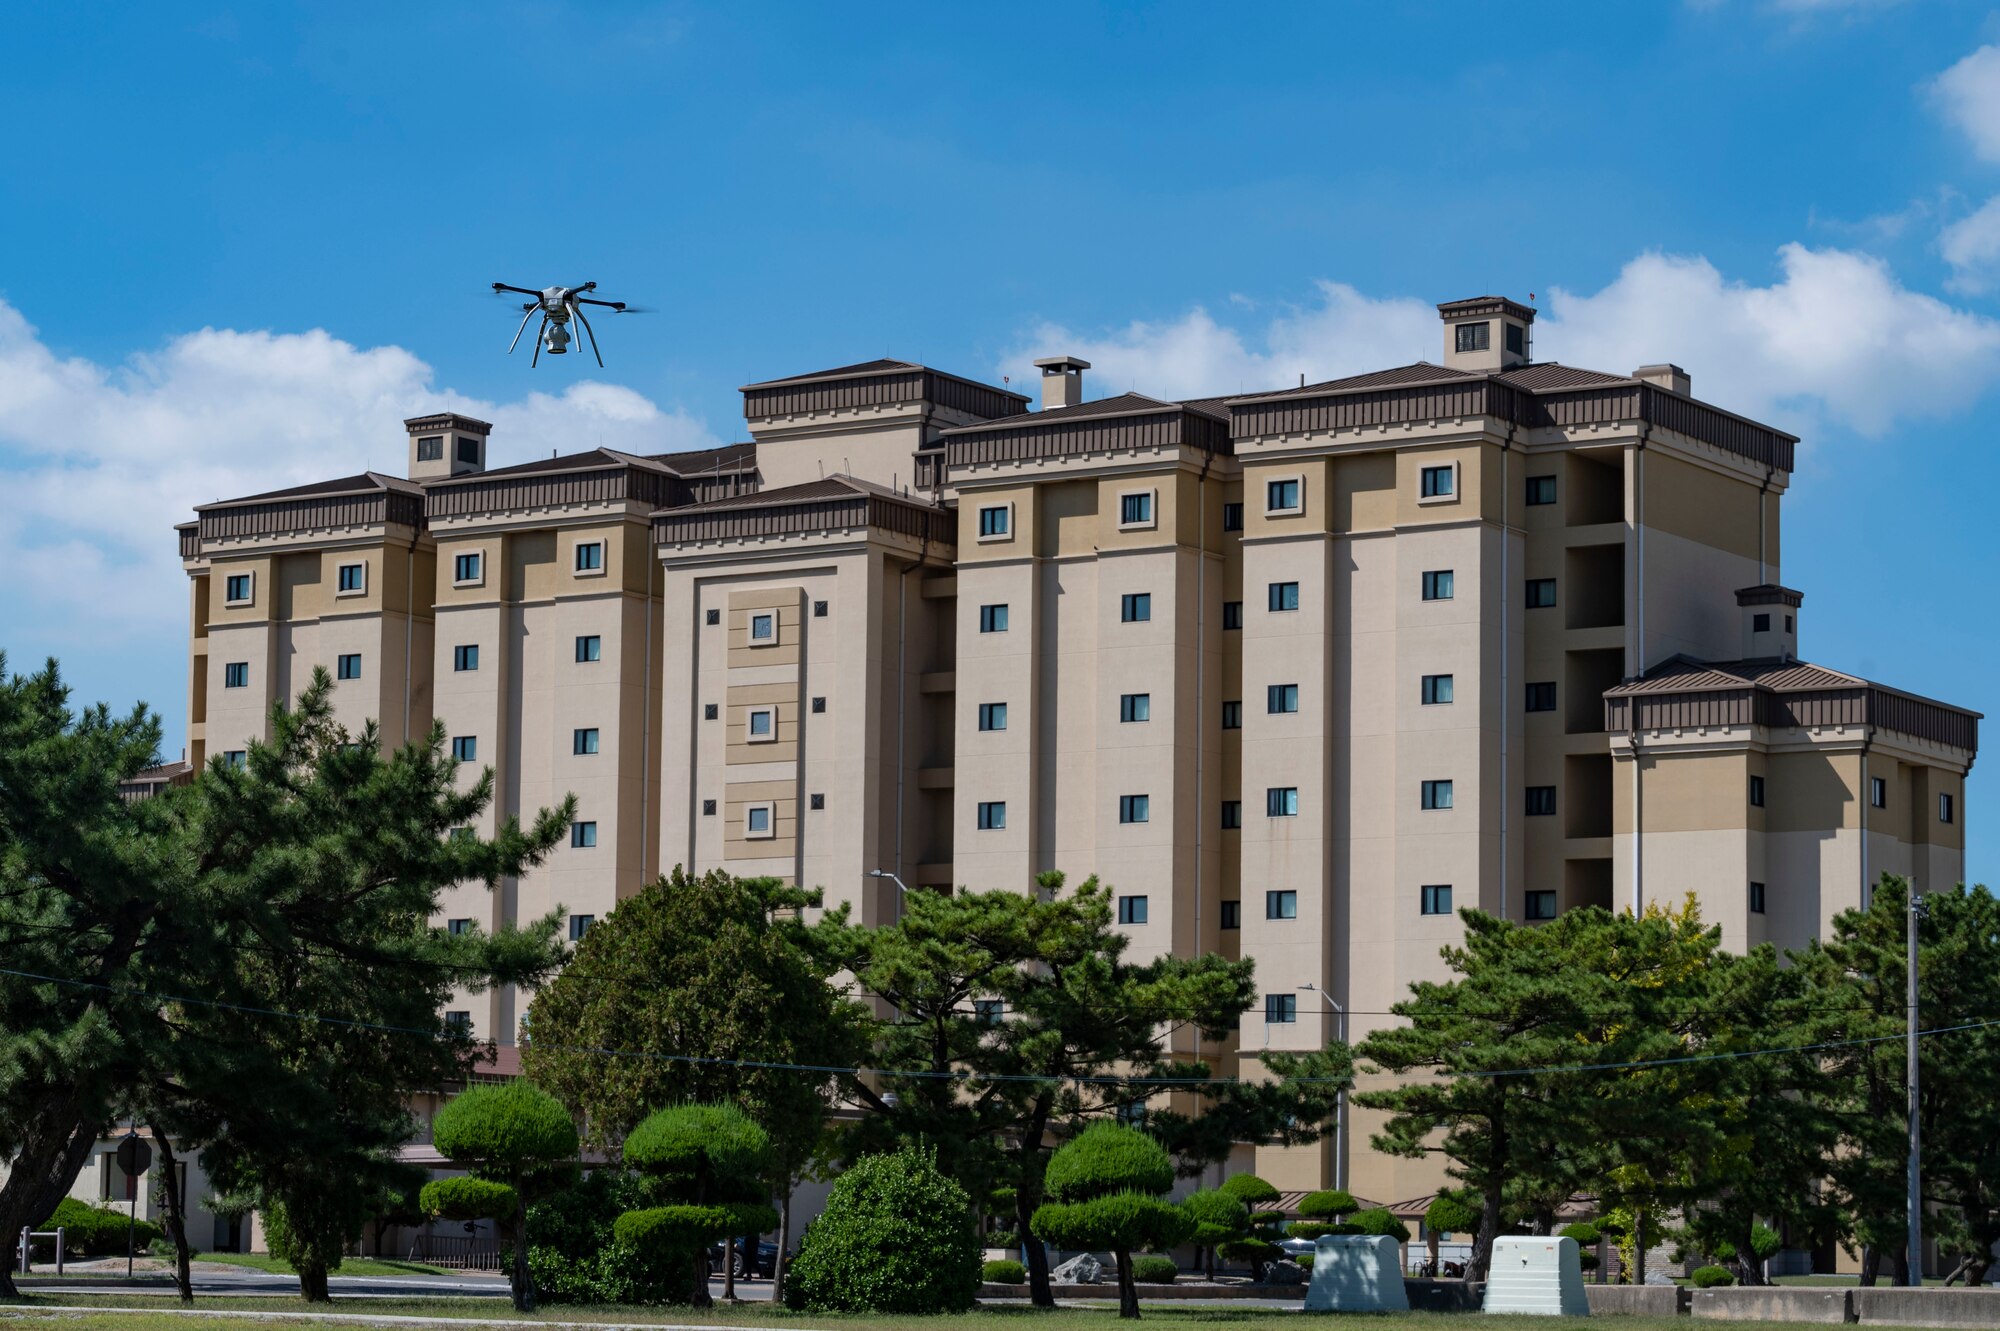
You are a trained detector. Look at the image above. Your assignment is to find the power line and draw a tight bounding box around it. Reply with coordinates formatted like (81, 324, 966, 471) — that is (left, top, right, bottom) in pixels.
(1468, 1013, 2000, 1079)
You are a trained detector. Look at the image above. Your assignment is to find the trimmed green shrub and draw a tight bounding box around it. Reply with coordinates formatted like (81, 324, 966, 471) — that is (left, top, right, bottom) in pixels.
(421, 1176, 518, 1221)
(1219, 1174, 1281, 1207)
(785, 1147, 981, 1314)
(1033, 1125, 1194, 1318)
(522, 1169, 668, 1306)
(983, 1258, 1026, 1284)
(985, 1229, 1019, 1248)
(1425, 1192, 1479, 1236)
(1297, 1189, 1356, 1220)
(622, 1103, 769, 1190)
(618, 1103, 776, 1309)
(1341, 1207, 1410, 1243)
(1182, 1188, 1250, 1277)
(1045, 1123, 1177, 1199)
(1691, 1264, 1736, 1288)
(1560, 1223, 1600, 1271)
(1295, 1251, 1315, 1271)
(1749, 1223, 1784, 1262)
(41, 1198, 162, 1256)
(1132, 1255, 1179, 1284)
(432, 1081, 579, 1176)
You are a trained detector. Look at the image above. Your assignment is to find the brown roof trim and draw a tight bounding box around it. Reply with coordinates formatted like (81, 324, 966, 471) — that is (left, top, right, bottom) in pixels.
(1736, 584, 1805, 608)
(935, 399, 1233, 480)
(403, 412, 493, 435)
(653, 476, 954, 548)
(742, 362, 1027, 424)
(196, 471, 420, 511)
(1603, 655, 1979, 752)
(196, 482, 425, 544)
(1437, 295, 1537, 323)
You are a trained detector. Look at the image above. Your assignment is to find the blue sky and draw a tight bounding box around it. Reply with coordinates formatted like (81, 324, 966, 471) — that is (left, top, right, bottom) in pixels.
(4, 2, 1999, 880)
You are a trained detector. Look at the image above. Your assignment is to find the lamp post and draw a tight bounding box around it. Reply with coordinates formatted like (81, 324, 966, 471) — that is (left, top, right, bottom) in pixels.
(868, 868, 911, 923)
(1299, 982, 1347, 1194)
(1907, 890, 1926, 1287)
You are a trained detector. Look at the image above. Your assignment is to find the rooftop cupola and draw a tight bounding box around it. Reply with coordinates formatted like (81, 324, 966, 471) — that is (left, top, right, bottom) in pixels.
(1033, 355, 1091, 411)
(1737, 584, 1803, 661)
(1438, 296, 1534, 373)
(405, 413, 491, 482)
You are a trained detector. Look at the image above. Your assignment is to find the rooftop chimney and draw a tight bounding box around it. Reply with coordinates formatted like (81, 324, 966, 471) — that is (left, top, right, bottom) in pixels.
(1033, 355, 1090, 411)
(1634, 363, 1691, 397)
(1437, 296, 1534, 373)
(405, 413, 492, 482)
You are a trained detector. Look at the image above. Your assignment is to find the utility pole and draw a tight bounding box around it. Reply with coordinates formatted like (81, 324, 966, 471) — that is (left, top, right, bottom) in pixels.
(1906, 889, 1925, 1287)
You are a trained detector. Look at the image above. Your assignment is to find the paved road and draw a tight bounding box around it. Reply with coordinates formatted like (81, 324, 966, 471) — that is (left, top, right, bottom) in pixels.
(22, 1267, 517, 1300)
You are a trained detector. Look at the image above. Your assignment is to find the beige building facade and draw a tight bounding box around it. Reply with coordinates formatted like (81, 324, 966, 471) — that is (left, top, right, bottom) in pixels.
(177, 298, 1977, 1208)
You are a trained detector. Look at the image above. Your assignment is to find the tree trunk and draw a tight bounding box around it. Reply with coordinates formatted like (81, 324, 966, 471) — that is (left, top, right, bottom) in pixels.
(773, 1184, 793, 1305)
(1428, 1229, 1440, 1277)
(1472, 1181, 1502, 1281)
(154, 1133, 194, 1304)
(0, 1093, 103, 1300)
(690, 1245, 712, 1308)
(298, 1259, 330, 1302)
(1115, 1247, 1139, 1320)
(1634, 1207, 1648, 1287)
(1861, 1245, 1880, 1288)
(1738, 1224, 1764, 1286)
(723, 1234, 738, 1301)
(509, 1195, 535, 1312)
(1017, 1110, 1055, 1308)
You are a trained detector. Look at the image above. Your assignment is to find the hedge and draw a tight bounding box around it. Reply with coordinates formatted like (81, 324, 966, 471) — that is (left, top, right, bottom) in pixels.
(421, 1176, 518, 1221)
(1691, 1264, 1736, 1288)
(1132, 1255, 1179, 1284)
(40, 1198, 161, 1257)
(431, 1081, 578, 1172)
(1043, 1123, 1175, 1202)
(983, 1259, 1026, 1284)
(785, 1147, 981, 1314)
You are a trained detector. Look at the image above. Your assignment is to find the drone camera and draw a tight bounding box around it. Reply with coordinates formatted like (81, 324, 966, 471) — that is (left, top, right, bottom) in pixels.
(542, 324, 570, 355)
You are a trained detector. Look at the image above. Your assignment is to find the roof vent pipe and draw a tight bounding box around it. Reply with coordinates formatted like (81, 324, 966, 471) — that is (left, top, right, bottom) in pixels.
(1033, 355, 1090, 411)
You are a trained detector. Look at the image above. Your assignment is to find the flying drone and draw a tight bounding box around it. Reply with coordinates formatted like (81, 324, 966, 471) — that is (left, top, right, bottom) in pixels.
(491, 281, 648, 367)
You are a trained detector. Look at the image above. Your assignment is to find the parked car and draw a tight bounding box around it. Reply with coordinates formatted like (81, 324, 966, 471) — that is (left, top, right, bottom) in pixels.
(1279, 1236, 1317, 1259)
(706, 1239, 780, 1278)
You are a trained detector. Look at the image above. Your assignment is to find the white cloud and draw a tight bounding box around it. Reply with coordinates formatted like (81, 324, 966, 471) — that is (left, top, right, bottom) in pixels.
(1939, 197, 2000, 293)
(1932, 43, 2000, 163)
(0, 301, 719, 654)
(1005, 246, 2000, 440)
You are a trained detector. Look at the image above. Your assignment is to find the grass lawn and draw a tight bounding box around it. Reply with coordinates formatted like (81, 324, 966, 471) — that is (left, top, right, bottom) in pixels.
(188, 1255, 448, 1279)
(0, 1299, 1847, 1331)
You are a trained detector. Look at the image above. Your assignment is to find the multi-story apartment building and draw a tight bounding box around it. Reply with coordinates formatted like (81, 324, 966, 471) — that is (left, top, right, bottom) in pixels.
(178, 295, 1977, 1207)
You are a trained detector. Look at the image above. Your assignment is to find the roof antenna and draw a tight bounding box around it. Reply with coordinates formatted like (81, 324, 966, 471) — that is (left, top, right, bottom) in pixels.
(1300, 373, 1305, 387)
(818, 459, 824, 479)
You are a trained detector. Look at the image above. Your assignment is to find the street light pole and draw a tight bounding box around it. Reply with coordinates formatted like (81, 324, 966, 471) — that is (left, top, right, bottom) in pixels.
(1906, 890, 1925, 1287)
(1299, 983, 1347, 1194)
(868, 868, 911, 923)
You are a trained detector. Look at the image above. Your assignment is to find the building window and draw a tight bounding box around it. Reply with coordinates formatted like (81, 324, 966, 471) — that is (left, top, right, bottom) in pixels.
(1222, 502, 1244, 532)
(978, 702, 1008, 731)
(1505, 323, 1526, 356)
(744, 804, 774, 838)
(574, 541, 605, 573)
(702, 799, 716, 816)
(1221, 899, 1241, 930)
(454, 644, 479, 672)
(1266, 582, 1300, 614)
(223, 662, 249, 689)
(1422, 570, 1454, 601)
(444, 1010, 471, 1032)
(417, 436, 444, 462)
(811, 697, 826, 714)
(569, 914, 594, 941)
(337, 563, 365, 593)
(1121, 593, 1152, 623)
(1785, 614, 1794, 632)
(572, 635, 601, 664)
(1267, 683, 1299, 714)
(1119, 491, 1155, 527)
(1526, 786, 1557, 817)
(224, 573, 254, 604)
(571, 821, 598, 848)
(1222, 600, 1243, 630)
(453, 553, 482, 585)
(1421, 884, 1453, 916)
(1525, 578, 1557, 609)
(809, 793, 825, 810)
(974, 999, 1004, 1025)
(1118, 895, 1149, 925)
(456, 436, 480, 465)
(1456, 321, 1491, 353)
(1267, 787, 1299, 817)
(750, 612, 776, 643)
(1120, 693, 1151, 723)
(1119, 794, 1150, 824)
(222, 750, 247, 768)
(1749, 882, 1766, 915)
(1941, 793, 1956, 824)
(1267, 478, 1302, 514)
(706, 608, 720, 626)
(704, 703, 719, 721)
(1222, 700, 1242, 730)
(337, 654, 362, 681)
(1420, 464, 1455, 499)
(977, 801, 1007, 830)
(1525, 475, 1557, 506)
(573, 728, 601, 755)
(1421, 779, 1454, 810)
(1753, 612, 1771, 633)
(1221, 800, 1242, 830)
(449, 826, 475, 841)
(1421, 674, 1454, 705)
(980, 604, 1009, 633)
(1870, 776, 1887, 809)
(447, 918, 472, 936)
(747, 707, 776, 741)
(1525, 681, 1557, 712)
(1265, 994, 1297, 1024)
(977, 505, 1011, 539)
(1525, 890, 1558, 922)
(814, 600, 829, 617)
(452, 736, 477, 762)
(1750, 775, 1766, 808)
(1266, 890, 1297, 920)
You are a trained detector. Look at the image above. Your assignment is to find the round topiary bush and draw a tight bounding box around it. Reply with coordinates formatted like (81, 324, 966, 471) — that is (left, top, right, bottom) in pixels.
(1691, 1264, 1736, 1288)
(1560, 1223, 1600, 1271)
(1425, 1192, 1479, 1236)
(1297, 1189, 1356, 1220)
(42, 1198, 162, 1256)
(1219, 1174, 1281, 1207)
(785, 1147, 981, 1313)
(421, 1176, 519, 1221)
(1132, 1255, 1179, 1284)
(983, 1258, 1026, 1284)
(1342, 1208, 1411, 1243)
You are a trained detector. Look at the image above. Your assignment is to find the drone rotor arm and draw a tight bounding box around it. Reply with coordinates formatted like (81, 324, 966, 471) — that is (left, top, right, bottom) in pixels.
(575, 297, 626, 310)
(571, 301, 605, 369)
(492, 282, 541, 297)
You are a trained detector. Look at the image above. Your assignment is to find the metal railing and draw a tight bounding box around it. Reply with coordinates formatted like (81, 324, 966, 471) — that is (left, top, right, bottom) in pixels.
(407, 1232, 502, 1271)
(15, 1226, 66, 1276)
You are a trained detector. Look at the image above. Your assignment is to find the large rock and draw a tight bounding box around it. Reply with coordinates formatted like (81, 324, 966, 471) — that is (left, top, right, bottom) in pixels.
(1051, 1253, 1103, 1285)
(1258, 1259, 1308, 1287)
(1305, 1235, 1408, 1312)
